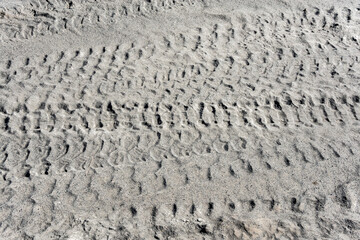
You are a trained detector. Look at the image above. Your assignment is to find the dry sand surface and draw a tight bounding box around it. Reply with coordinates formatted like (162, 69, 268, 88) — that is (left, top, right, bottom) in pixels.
(0, 0, 360, 239)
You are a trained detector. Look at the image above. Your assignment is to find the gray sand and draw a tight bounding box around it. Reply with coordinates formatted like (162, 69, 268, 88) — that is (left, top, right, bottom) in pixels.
(0, 0, 359, 239)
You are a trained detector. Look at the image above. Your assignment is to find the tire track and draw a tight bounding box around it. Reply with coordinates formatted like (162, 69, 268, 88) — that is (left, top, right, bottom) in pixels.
(0, 2, 360, 239)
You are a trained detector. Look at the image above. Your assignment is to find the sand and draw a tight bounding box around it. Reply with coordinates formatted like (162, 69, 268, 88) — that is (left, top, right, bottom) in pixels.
(0, 0, 359, 239)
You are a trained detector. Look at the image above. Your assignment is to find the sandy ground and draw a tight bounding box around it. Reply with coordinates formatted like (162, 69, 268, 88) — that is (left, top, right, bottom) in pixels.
(0, 0, 359, 239)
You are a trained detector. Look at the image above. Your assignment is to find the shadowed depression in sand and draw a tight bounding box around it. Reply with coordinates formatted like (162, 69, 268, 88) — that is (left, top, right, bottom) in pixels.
(0, 0, 360, 239)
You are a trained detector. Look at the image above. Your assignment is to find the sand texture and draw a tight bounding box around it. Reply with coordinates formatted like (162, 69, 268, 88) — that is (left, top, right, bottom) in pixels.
(0, 0, 360, 239)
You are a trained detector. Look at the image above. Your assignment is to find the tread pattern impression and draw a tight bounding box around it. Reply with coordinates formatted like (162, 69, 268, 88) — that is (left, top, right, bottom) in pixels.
(0, 2, 360, 239)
